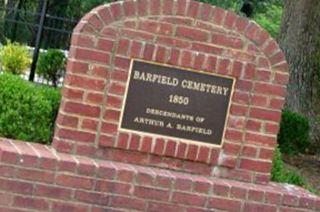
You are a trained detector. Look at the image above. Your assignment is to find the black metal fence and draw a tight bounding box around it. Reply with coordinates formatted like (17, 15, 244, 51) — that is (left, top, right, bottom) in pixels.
(0, 5, 78, 50)
(0, 2, 79, 86)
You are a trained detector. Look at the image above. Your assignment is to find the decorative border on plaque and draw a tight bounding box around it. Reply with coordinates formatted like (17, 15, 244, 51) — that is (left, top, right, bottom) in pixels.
(119, 59, 236, 148)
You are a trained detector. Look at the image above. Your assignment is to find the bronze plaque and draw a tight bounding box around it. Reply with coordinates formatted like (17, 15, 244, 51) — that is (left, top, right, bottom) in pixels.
(119, 60, 235, 146)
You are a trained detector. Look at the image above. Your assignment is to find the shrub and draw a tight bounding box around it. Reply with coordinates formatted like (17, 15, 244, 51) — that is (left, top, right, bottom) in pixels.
(271, 148, 305, 186)
(37, 49, 66, 87)
(253, 4, 283, 38)
(0, 73, 61, 144)
(0, 41, 31, 75)
(278, 110, 310, 155)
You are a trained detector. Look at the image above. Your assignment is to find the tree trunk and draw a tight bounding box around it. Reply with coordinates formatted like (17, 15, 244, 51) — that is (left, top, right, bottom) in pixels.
(278, 0, 320, 144)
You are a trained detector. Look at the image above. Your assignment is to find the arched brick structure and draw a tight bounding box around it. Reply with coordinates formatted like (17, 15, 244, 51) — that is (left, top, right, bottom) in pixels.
(0, 1, 319, 211)
(54, 0, 289, 182)
(52, 0, 289, 184)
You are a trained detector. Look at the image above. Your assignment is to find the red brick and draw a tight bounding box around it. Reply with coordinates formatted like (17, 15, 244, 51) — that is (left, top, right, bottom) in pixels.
(240, 158, 272, 173)
(259, 148, 274, 160)
(212, 7, 226, 25)
(109, 3, 123, 20)
(208, 197, 241, 212)
(0, 179, 33, 195)
(230, 104, 248, 116)
(248, 189, 265, 201)
(283, 194, 299, 207)
(99, 135, 116, 147)
(104, 109, 120, 122)
(255, 82, 286, 96)
(200, 3, 213, 21)
(217, 58, 231, 75)
(197, 146, 210, 163)
(117, 38, 130, 55)
(129, 134, 141, 151)
(143, 44, 155, 60)
(140, 136, 153, 152)
(186, 144, 198, 161)
(150, 0, 161, 15)
(66, 75, 106, 91)
(236, 80, 253, 92)
(164, 140, 176, 157)
(172, 192, 206, 206)
(137, 0, 148, 16)
(252, 95, 268, 107)
(154, 138, 165, 155)
(192, 43, 222, 55)
(71, 34, 95, 48)
(193, 53, 205, 70)
(265, 192, 282, 205)
(52, 202, 88, 212)
(123, 0, 136, 16)
(181, 51, 193, 68)
(177, 142, 187, 159)
(230, 186, 247, 199)
(130, 41, 143, 58)
(174, 175, 193, 191)
(155, 46, 167, 63)
(58, 128, 96, 143)
(91, 65, 109, 78)
(67, 60, 89, 74)
(246, 132, 277, 147)
(246, 119, 262, 132)
(75, 190, 109, 205)
(270, 98, 285, 109)
(250, 108, 281, 122)
(86, 92, 104, 104)
(186, 0, 200, 18)
(213, 183, 230, 197)
(35, 184, 72, 200)
(163, 0, 174, 15)
(212, 34, 243, 49)
(117, 133, 129, 149)
(223, 142, 241, 155)
(243, 202, 277, 212)
(13, 196, 49, 210)
(106, 95, 122, 108)
(56, 174, 93, 189)
(134, 186, 169, 201)
(233, 91, 250, 105)
(114, 56, 131, 69)
(177, 27, 209, 42)
(57, 114, 78, 128)
(176, 0, 188, 16)
(63, 87, 84, 100)
(121, 29, 154, 41)
(72, 48, 110, 63)
(265, 123, 280, 134)
(169, 48, 180, 66)
(111, 196, 145, 210)
(96, 180, 131, 195)
(17, 168, 54, 183)
(82, 119, 99, 131)
(225, 129, 243, 142)
(193, 180, 211, 194)
(148, 202, 182, 212)
(242, 145, 257, 157)
(235, 16, 249, 33)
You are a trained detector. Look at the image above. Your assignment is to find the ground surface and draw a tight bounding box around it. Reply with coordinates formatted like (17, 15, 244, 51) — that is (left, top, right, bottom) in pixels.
(283, 154, 320, 194)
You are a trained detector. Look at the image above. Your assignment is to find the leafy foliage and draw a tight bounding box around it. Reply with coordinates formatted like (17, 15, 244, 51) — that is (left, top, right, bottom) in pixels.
(271, 148, 306, 186)
(0, 73, 61, 144)
(253, 4, 283, 38)
(271, 148, 318, 194)
(0, 41, 31, 75)
(278, 110, 310, 155)
(37, 49, 66, 87)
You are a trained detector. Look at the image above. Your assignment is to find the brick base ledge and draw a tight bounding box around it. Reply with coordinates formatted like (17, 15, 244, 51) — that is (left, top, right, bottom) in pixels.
(0, 138, 319, 211)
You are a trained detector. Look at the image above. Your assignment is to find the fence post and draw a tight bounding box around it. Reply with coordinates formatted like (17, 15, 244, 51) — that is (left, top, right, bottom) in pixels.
(29, 0, 48, 82)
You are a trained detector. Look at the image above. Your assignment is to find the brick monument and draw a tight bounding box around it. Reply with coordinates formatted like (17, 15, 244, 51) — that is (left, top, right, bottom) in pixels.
(0, 0, 319, 211)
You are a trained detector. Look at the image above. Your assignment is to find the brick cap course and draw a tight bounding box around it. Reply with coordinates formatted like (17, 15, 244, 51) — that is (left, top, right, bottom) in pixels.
(0, 138, 319, 211)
